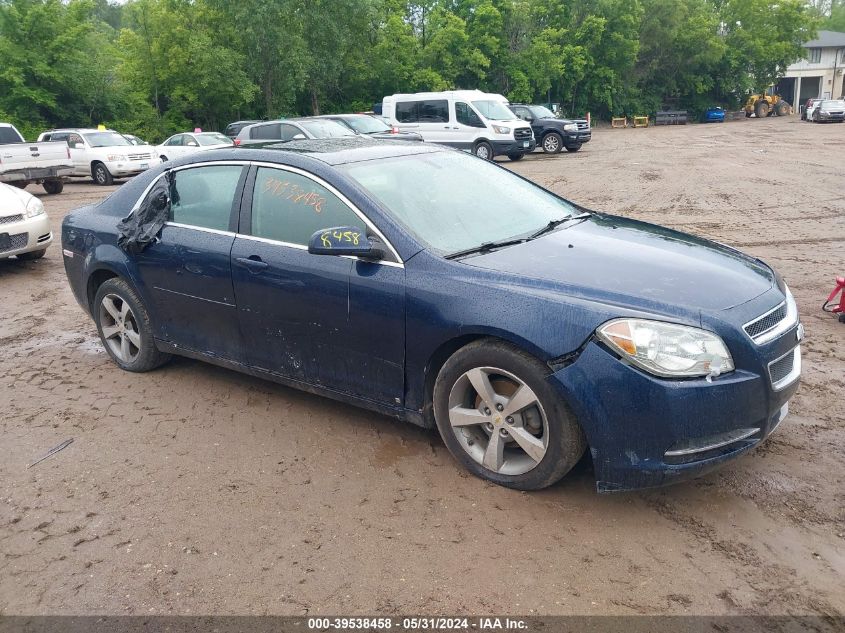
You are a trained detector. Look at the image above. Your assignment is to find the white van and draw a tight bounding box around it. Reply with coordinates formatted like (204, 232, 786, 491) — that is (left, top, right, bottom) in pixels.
(381, 90, 535, 161)
(37, 128, 160, 186)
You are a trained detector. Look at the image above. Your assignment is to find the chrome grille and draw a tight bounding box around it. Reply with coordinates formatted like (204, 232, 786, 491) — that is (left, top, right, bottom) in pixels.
(0, 214, 23, 225)
(0, 232, 28, 253)
(744, 303, 787, 340)
(769, 349, 795, 385)
(514, 128, 532, 140)
(576, 120, 590, 131)
(128, 153, 151, 161)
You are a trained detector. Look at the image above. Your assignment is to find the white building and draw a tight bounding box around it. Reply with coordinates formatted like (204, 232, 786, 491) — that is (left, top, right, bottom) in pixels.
(777, 30, 845, 110)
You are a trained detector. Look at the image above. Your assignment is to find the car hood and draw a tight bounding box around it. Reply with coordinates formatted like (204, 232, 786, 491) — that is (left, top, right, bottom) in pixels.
(462, 214, 774, 313)
(0, 183, 32, 214)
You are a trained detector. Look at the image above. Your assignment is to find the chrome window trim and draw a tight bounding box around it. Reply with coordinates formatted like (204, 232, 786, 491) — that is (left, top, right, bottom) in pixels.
(130, 160, 404, 269)
(742, 286, 799, 345)
(768, 345, 801, 391)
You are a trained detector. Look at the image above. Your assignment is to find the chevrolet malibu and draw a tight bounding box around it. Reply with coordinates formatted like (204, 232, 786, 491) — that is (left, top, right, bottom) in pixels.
(61, 139, 802, 492)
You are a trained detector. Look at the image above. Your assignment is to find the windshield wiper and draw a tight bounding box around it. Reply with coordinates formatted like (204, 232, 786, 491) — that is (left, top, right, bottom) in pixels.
(444, 238, 528, 260)
(529, 212, 591, 239)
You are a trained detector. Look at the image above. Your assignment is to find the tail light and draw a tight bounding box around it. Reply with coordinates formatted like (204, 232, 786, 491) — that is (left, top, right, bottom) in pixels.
(234, 138, 241, 146)
(391, 126, 399, 134)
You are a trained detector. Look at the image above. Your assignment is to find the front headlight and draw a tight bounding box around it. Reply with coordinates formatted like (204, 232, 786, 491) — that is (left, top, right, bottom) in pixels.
(106, 154, 127, 161)
(25, 196, 45, 218)
(563, 123, 578, 132)
(596, 318, 734, 378)
(492, 125, 511, 134)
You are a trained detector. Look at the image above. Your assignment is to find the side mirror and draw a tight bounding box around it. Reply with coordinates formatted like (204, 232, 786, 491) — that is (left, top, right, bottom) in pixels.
(72, 142, 84, 149)
(187, 141, 198, 147)
(292, 133, 307, 141)
(308, 226, 383, 260)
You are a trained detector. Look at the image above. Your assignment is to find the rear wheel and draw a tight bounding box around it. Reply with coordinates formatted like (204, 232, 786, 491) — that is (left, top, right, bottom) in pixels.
(93, 278, 171, 372)
(433, 339, 586, 490)
(473, 141, 493, 161)
(43, 179, 63, 195)
(92, 162, 114, 186)
(775, 101, 790, 116)
(755, 101, 769, 118)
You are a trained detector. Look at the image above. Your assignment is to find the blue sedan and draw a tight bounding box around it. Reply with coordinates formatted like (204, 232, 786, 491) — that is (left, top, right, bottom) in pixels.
(61, 138, 802, 492)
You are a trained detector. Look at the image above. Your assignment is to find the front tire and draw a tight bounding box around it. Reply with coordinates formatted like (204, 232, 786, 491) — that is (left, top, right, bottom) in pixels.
(755, 101, 769, 118)
(473, 141, 493, 161)
(541, 132, 563, 154)
(92, 162, 114, 186)
(565, 144, 581, 153)
(433, 339, 586, 490)
(93, 278, 171, 372)
(507, 153, 525, 161)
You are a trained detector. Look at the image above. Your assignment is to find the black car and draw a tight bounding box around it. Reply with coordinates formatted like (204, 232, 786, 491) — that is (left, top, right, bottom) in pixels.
(509, 105, 591, 154)
(224, 120, 262, 139)
(317, 114, 424, 142)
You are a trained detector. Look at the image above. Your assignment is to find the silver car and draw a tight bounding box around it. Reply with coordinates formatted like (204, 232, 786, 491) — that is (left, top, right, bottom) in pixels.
(234, 118, 356, 145)
(812, 99, 845, 123)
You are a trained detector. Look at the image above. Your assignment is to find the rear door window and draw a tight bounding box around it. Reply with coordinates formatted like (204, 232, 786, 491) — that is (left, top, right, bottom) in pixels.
(169, 165, 244, 231)
(0, 127, 23, 143)
(250, 167, 365, 246)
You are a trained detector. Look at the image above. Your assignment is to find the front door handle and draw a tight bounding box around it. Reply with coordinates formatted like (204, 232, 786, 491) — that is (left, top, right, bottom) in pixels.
(235, 255, 268, 271)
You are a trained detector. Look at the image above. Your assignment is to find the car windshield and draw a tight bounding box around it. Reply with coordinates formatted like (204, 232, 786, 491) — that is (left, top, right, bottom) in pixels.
(341, 151, 576, 255)
(197, 133, 233, 146)
(83, 132, 132, 147)
(472, 100, 516, 121)
(298, 120, 356, 138)
(823, 100, 845, 108)
(342, 116, 391, 134)
(529, 106, 556, 119)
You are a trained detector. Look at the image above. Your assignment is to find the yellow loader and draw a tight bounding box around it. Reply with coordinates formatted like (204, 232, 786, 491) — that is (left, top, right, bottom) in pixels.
(745, 94, 792, 118)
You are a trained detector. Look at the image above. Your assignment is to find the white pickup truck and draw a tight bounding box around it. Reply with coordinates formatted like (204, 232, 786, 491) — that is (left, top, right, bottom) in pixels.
(0, 123, 73, 194)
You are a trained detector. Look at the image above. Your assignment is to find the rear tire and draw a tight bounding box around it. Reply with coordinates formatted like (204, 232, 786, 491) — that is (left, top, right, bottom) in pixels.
(93, 278, 171, 372)
(473, 141, 493, 161)
(92, 162, 114, 186)
(433, 339, 586, 490)
(775, 101, 790, 116)
(43, 179, 63, 195)
(17, 249, 46, 261)
(755, 101, 769, 118)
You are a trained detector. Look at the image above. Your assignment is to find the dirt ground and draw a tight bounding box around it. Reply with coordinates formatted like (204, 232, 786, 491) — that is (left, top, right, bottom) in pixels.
(1, 115, 843, 618)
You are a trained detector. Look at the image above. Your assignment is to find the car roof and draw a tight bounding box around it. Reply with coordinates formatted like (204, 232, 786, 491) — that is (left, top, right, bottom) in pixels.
(210, 136, 445, 166)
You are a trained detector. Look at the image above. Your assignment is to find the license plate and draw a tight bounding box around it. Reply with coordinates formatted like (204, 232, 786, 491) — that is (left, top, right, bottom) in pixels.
(522, 141, 529, 148)
(0, 233, 10, 250)
(140, 162, 149, 169)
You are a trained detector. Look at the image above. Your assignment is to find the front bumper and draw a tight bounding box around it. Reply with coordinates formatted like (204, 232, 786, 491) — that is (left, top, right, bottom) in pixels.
(550, 334, 800, 492)
(105, 157, 161, 177)
(0, 213, 52, 257)
(563, 132, 591, 146)
(492, 139, 536, 156)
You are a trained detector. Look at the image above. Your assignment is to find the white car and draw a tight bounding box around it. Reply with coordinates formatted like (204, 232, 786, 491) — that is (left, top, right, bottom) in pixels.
(156, 132, 234, 161)
(37, 128, 161, 186)
(0, 182, 52, 260)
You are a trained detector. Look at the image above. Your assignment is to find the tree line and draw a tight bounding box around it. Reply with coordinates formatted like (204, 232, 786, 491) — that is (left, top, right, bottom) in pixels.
(0, 0, 827, 142)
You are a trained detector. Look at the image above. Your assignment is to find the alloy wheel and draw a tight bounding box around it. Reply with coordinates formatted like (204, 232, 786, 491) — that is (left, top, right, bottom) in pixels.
(543, 135, 560, 152)
(99, 293, 141, 363)
(447, 366, 549, 476)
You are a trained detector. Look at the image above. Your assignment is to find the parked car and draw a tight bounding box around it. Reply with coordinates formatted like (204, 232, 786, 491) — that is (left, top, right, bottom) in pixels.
(701, 107, 726, 123)
(0, 123, 72, 194)
(38, 128, 161, 186)
(156, 132, 233, 161)
(0, 182, 52, 260)
(224, 120, 262, 139)
(381, 90, 535, 161)
(804, 98, 823, 121)
(61, 138, 802, 492)
(234, 118, 357, 145)
(508, 104, 591, 153)
(811, 99, 845, 123)
(316, 114, 423, 142)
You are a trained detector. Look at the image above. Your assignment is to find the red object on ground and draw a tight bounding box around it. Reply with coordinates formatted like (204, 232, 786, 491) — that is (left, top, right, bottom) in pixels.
(823, 277, 845, 322)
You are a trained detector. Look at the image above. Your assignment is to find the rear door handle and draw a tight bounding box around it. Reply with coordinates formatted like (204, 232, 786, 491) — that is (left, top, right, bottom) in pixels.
(235, 256, 268, 271)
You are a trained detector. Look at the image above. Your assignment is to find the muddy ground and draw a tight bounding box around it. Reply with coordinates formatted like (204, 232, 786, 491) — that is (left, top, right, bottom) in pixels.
(1, 115, 843, 617)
